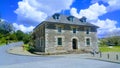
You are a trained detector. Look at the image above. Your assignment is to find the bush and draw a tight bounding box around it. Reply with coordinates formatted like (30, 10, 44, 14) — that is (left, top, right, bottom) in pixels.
(23, 44, 29, 51)
(1, 38, 7, 44)
(28, 45, 35, 53)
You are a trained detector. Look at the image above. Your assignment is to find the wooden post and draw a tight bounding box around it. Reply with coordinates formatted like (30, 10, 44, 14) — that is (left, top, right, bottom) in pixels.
(116, 54, 118, 60)
(99, 51, 102, 58)
(107, 54, 109, 59)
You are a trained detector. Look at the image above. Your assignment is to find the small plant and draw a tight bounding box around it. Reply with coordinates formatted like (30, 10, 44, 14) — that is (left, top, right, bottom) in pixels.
(23, 44, 29, 51)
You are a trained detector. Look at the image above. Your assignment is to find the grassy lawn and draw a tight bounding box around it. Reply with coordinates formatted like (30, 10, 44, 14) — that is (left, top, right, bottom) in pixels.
(0, 43, 6, 46)
(99, 46, 120, 52)
(23, 44, 29, 50)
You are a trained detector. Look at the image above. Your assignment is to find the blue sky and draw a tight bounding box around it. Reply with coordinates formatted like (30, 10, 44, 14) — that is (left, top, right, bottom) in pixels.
(0, 0, 120, 38)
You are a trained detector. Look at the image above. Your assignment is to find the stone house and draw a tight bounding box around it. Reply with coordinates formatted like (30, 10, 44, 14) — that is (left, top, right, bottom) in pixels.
(33, 13, 99, 53)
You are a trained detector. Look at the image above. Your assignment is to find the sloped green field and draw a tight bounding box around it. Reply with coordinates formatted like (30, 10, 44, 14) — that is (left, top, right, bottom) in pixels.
(99, 46, 120, 52)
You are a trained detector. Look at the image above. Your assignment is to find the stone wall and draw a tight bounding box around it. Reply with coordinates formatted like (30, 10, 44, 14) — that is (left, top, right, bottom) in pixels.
(33, 24, 45, 52)
(45, 23, 98, 53)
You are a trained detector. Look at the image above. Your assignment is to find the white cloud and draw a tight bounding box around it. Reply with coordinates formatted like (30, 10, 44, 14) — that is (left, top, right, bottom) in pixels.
(92, 19, 117, 31)
(70, 2, 120, 38)
(91, 19, 120, 37)
(91, 0, 120, 12)
(13, 23, 34, 33)
(70, 3, 107, 20)
(15, 0, 74, 26)
(106, 0, 120, 11)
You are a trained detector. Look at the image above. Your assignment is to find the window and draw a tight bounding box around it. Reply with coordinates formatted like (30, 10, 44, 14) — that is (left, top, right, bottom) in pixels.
(53, 13, 60, 20)
(79, 16, 87, 22)
(86, 28, 89, 34)
(54, 15, 59, 20)
(69, 17, 73, 22)
(58, 27, 62, 33)
(58, 38, 62, 45)
(73, 28, 76, 33)
(67, 16, 74, 22)
(86, 38, 90, 46)
(86, 28, 90, 34)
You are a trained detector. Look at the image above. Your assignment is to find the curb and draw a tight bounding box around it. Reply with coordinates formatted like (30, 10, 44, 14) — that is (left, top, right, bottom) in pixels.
(86, 57, 120, 64)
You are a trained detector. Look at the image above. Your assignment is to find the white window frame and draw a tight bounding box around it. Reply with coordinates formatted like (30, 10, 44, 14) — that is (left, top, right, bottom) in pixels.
(55, 36, 65, 46)
(85, 37, 91, 46)
(55, 25, 64, 33)
(84, 27, 91, 34)
(73, 28, 77, 33)
(70, 26, 78, 34)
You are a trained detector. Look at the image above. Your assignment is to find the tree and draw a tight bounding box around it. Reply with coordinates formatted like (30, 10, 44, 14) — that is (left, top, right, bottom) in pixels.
(23, 33, 31, 44)
(9, 33, 17, 41)
(15, 30, 25, 41)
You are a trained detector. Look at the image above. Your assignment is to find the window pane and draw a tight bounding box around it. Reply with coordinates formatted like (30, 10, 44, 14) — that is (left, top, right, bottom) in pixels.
(58, 38, 62, 45)
(55, 16, 59, 19)
(70, 17, 73, 22)
(73, 28, 76, 33)
(58, 27, 61, 32)
(86, 38, 90, 45)
(86, 28, 89, 34)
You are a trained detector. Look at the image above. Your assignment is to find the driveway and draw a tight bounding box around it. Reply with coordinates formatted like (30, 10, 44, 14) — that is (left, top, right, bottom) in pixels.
(0, 42, 120, 68)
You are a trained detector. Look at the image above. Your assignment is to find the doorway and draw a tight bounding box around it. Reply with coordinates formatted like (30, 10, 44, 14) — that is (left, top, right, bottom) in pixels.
(72, 39, 77, 49)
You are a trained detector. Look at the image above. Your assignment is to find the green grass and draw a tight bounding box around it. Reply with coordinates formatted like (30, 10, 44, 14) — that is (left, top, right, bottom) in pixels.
(99, 46, 120, 52)
(0, 43, 6, 46)
(23, 44, 30, 51)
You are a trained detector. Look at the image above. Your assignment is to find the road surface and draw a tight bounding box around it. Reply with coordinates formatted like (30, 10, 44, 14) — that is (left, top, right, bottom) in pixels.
(0, 42, 120, 68)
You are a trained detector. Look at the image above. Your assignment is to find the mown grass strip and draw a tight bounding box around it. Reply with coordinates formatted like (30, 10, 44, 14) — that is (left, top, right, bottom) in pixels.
(99, 46, 120, 52)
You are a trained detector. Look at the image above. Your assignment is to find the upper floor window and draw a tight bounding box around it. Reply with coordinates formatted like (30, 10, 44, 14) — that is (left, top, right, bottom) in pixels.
(86, 38, 90, 46)
(79, 16, 87, 22)
(54, 15, 59, 20)
(53, 13, 60, 20)
(69, 17, 73, 22)
(86, 28, 89, 34)
(73, 28, 76, 33)
(67, 16, 74, 22)
(58, 27, 62, 33)
(86, 28, 90, 34)
(58, 38, 62, 45)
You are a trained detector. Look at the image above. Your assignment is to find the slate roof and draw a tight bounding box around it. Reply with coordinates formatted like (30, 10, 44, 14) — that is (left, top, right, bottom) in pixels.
(44, 13, 99, 27)
(34, 13, 99, 30)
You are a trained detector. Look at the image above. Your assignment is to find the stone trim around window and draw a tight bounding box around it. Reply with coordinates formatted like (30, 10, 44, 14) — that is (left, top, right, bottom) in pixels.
(55, 24, 64, 33)
(70, 26, 79, 34)
(85, 37, 91, 46)
(84, 27, 91, 34)
(55, 36, 65, 47)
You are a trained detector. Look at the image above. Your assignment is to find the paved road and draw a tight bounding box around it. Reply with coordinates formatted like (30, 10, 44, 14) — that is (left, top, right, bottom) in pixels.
(0, 42, 61, 66)
(0, 42, 120, 68)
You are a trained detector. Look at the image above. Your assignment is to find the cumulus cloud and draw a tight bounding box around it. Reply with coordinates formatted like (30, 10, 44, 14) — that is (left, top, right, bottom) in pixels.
(15, 0, 74, 26)
(13, 23, 34, 33)
(106, 0, 120, 11)
(91, 19, 120, 37)
(70, 2, 120, 37)
(91, 0, 120, 12)
(70, 3, 107, 20)
(14, 0, 74, 32)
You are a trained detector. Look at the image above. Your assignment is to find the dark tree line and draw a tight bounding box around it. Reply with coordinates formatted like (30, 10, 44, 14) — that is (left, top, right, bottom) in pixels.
(99, 30, 120, 46)
(0, 19, 31, 44)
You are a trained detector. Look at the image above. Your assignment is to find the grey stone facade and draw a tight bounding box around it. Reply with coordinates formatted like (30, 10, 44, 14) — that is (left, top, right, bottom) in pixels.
(33, 13, 99, 53)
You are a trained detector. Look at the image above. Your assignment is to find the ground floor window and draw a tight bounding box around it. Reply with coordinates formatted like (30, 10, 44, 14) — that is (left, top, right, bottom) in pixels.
(86, 38, 90, 46)
(58, 38, 62, 45)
